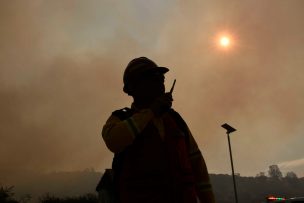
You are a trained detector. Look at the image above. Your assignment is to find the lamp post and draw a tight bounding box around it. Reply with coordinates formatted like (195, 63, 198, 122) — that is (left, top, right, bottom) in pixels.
(221, 123, 238, 203)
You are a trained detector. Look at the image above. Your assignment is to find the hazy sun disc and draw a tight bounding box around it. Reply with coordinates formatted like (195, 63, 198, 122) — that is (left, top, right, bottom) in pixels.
(219, 36, 230, 47)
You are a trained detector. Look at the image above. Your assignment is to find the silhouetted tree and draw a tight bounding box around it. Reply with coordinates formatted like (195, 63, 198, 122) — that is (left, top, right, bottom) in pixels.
(39, 193, 98, 203)
(268, 165, 283, 179)
(39, 193, 60, 203)
(285, 171, 299, 188)
(256, 172, 267, 181)
(19, 194, 32, 203)
(256, 172, 267, 178)
(285, 171, 298, 179)
(0, 186, 19, 203)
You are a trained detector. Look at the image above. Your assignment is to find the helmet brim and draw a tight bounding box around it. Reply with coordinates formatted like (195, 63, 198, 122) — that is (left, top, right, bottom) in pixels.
(145, 66, 169, 74)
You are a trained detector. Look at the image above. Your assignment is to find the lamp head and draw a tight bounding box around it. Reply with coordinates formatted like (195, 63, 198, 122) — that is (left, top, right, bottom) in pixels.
(221, 123, 237, 134)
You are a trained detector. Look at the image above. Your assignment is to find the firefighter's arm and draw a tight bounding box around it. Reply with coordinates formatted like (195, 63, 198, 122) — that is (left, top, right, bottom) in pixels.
(187, 132, 216, 203)
(102, 109, 154, 153)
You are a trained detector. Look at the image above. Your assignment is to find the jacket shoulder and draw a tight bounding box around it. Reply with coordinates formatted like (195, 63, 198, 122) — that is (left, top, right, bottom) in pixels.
(169, 108, 186, 123)
(169, 109, 189, 134)
(111, 107, 133, 120)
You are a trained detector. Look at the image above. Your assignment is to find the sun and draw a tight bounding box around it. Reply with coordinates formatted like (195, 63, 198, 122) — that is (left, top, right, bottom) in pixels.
(220, 37, 230, 47)
(211, 32, 237, 52)
(219, 36, 231, 48)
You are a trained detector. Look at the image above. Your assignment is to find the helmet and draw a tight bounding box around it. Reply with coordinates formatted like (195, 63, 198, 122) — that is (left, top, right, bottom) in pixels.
(123, 57, 169, 94)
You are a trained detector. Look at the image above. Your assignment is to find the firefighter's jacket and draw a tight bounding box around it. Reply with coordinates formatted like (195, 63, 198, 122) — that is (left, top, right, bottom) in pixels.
(102, 105, 215, 203)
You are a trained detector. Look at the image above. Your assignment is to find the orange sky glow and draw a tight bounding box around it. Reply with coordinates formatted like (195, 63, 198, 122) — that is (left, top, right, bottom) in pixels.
(1, 1, 304, 186)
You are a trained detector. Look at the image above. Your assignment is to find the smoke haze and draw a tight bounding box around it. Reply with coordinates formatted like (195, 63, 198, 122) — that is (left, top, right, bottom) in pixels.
(1, 0, 304, 184)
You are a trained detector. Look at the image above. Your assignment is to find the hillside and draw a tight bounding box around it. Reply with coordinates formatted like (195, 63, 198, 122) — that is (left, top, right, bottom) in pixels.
(2, 171, 304, 203)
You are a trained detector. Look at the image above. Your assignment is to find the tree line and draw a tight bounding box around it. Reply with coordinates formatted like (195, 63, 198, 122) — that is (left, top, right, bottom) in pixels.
(1, 165, 303, 203)
(212, 165, 303, 203)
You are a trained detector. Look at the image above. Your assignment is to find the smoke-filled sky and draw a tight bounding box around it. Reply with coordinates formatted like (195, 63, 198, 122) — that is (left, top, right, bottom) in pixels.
(1, 0, 304, 182)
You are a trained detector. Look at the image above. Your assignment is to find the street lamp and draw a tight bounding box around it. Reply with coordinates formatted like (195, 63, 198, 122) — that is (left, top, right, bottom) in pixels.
(221, 123, 238, 203)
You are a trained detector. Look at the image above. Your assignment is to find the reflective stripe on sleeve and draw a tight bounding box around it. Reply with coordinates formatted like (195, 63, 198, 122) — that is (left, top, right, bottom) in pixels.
(197, 181, 212, 192)
(124, 117, 140, 137)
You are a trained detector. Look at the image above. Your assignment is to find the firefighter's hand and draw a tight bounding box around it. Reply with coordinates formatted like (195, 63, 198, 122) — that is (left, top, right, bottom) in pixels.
(150, 93, 173, 117)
